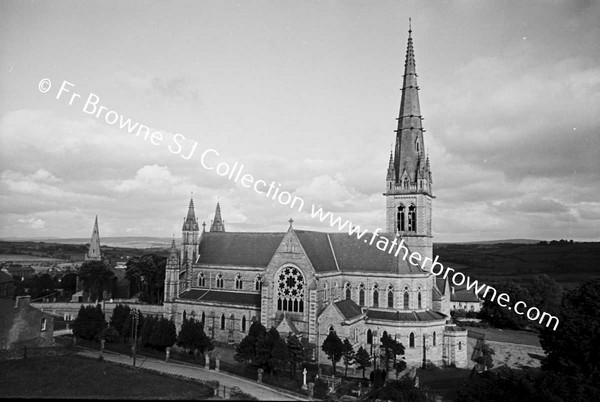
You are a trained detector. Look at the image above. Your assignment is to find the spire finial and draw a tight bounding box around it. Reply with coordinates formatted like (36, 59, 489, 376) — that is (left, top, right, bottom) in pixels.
(288, 218, 294, 228)
(409, 17, 412, 35)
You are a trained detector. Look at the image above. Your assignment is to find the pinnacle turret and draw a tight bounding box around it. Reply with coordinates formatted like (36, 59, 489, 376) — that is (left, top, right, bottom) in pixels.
(210, 201, 225, 232)
(182, 197, 199, 231)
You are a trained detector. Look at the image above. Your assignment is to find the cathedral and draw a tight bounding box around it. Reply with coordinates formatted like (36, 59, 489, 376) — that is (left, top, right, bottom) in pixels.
(163, 27, 468, 368)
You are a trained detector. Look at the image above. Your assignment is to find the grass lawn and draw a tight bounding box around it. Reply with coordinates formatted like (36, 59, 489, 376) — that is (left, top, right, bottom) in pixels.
(466, 327, 541, 347)
(0, 354, 214, 399)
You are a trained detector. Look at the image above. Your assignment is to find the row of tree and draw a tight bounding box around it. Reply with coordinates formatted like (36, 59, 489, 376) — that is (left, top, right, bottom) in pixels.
(75, 254, 166, 303)
(72, 304, 214, 356)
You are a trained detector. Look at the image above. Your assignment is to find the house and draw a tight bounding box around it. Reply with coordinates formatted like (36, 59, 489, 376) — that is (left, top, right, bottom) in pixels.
(0, 295, 55, 350)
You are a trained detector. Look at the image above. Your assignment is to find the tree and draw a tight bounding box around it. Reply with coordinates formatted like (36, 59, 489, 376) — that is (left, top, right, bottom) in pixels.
(380, 332, 405, 376)
(234, 321, 266, 364)
(77, 260, 114, 301)
(540, 278, 600, 383)
(122, 310, 144, 344)
(149, 317, 177, 350)
(321, 330, 344, 375)
(59, 272, 78, 294)
(479, 280, 533, 330)
(98, 326, 120, 343)
(374, 378, 428, 402)
(286, 333, 304, 378)
(355, 346, 371, 379)
(177, 317, 213, 359)
(474, 341, 495, 371)
(140, 316, 158, 347)
(341, 338, 355, 377)
(255, 327, 282, 374)
(270, 336, 289, 375)
(125, 254, 166, 304)
(530, 274, 562, 316)
(110, 304, 131, 337)
(72, 304, 106, 340)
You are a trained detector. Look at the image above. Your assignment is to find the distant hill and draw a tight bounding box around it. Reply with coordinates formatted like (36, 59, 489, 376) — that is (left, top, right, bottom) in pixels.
(437, 239, 541, 245)
(0, 237, 177, 249)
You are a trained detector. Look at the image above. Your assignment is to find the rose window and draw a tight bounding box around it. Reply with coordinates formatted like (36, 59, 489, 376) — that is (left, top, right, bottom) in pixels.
(277, 267, 304, 313)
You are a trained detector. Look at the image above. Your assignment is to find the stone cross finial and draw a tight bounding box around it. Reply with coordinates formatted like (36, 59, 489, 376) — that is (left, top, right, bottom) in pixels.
(288, 218, 294, 227)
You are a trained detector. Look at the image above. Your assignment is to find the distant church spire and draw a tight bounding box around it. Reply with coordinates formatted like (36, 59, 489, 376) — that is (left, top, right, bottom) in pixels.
(85, 215, 102, 261)
(210, 201, 225, 232)
(390, 20, 431, 195)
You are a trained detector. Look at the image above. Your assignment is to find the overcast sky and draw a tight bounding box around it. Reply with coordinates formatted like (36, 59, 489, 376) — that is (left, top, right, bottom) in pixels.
(1, 0, 599, 242)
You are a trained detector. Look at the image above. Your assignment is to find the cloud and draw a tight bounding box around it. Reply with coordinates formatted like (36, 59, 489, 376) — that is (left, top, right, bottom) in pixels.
(115, 69, 200, 104)
(17, 217, 45, 230)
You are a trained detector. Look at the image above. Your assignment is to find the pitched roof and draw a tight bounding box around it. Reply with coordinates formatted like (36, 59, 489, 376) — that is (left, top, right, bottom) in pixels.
(366, 309, 446, 322)
(197, 232, 284, 267)
(451, 290, 481, 303)
(179, 289, 261, 307)
(334, 299, 363, 320)
(196, 229, 424, 275)
(2, 265, 35, 274)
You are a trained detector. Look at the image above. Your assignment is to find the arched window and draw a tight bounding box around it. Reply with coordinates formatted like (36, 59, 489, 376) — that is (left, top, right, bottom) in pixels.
(345, 283, 352, 300)
(198, 272, 205, 287)
(359, 284, 365, 306)
(255, 275, 263, 291)
(387, 285, 394, 308)
(418, 291, 422, 309)
(433, 331, 436, 346)
(241, 315, 247, 332)
(333, 282, 339, 301)
(220, 314, 225, 330)
(416, 139, 420, 153)
(408, 204, 417, 232)
(183, 310, 186, 320)
(409, 332, 415, 348)
(397, 204, 405, 232)
(201, 311, 205, 326)
(324, 282, 329, 301)
(403, 177, 409, 189)
(329, 325, 335, 334)
(230, 314, 235, 330)
(372, 284, 379, 307)
(235, 274, 243, 290)
(404, 290, 410, 310)
(459, 341, 462, 351)
(367, 329, 373, 344)
(216, 273, 224, 288)
(276, 266, 305, 313)
(40, 318, 47, 331)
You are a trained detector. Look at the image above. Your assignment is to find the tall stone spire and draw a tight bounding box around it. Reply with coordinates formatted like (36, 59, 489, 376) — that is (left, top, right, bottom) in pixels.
(210, 201, 225, 232)
(391, 21, 431, 196)
(85, 216, 102, 261)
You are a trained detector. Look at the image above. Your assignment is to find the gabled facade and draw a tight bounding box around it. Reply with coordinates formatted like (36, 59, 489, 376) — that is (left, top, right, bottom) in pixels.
(163, 26, 467, 368)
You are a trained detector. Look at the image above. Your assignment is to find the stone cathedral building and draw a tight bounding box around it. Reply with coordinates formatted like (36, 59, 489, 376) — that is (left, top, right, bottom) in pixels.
(163, 28, 468, 368)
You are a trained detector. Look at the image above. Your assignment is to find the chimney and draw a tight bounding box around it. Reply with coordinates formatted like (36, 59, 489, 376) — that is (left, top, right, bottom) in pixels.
(15, 295, 31, 309)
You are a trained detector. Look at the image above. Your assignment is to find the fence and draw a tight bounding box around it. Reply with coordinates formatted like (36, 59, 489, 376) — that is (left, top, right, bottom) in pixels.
(0, 345, 71, 361)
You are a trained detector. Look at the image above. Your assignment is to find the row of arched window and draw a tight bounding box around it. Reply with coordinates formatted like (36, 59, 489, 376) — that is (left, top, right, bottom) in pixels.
(366, 329, 439, 348)
(397, 203, 417, 232)
(338, 282, 423, 310)
(183, 310, 249, 332)
(197, 272, 263, 291)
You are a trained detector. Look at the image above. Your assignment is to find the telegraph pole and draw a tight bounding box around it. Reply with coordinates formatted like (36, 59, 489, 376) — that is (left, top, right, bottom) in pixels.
(131, 309, 139, 367)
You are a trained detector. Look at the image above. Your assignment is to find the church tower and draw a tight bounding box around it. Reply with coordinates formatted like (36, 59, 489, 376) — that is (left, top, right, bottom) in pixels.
(85, 216, 103, 261)
(181, 197, 199, 289)
(385, 24, 433, 261)
(209, 201, 225, 232)
(164, 238, 180, 302)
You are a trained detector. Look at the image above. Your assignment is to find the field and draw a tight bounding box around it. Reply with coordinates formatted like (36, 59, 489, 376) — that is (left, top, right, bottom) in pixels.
(434, 242, 600, 289)
(0, 354, 214, 399)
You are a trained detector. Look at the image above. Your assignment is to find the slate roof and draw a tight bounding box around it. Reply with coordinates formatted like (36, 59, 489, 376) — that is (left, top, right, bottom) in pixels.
(366, 309, 446, 322)
(334, 299, 363, 320)
(2, 265, 35, 275)
(297, 231, 423, 274)
(451, 290, 481, 303)
(197, 232, 284, 267)
(195, 229, 424, 275)
(178, 289, 261, 307)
